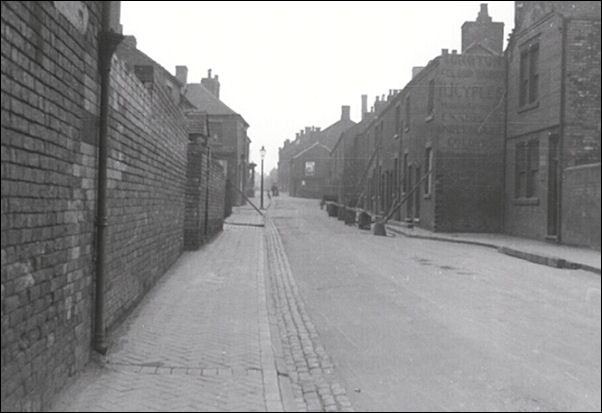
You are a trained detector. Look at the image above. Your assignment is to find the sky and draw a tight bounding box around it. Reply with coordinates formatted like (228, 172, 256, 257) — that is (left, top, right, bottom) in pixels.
(120, 1, 515, 172)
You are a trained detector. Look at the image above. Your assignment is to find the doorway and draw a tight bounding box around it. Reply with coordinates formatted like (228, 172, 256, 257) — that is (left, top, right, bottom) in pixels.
(547, 134, 560, 239)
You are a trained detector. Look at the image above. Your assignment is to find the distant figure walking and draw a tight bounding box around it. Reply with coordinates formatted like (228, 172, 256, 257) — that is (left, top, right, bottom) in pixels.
(271, 184, 279, 197)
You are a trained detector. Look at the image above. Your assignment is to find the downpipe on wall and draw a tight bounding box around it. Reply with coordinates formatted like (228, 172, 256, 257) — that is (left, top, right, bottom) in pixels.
(94, 2, 124, 355)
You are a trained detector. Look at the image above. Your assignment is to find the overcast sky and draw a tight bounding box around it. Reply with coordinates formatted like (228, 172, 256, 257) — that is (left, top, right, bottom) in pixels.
(121, 1, 515, 172)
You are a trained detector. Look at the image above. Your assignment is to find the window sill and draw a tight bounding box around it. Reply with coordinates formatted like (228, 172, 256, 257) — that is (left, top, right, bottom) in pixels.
(518, 101, 539, 114)
(513, 197, 539, 206)
(404, 127, 410, 133)
(425, 114, 434, 123)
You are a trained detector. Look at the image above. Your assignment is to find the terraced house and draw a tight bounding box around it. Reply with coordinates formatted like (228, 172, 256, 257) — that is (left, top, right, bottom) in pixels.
(325, 2, 600, 249)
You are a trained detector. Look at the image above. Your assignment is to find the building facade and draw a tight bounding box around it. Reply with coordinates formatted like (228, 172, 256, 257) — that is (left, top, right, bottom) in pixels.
(282, 106, 356, 199)
(504, 1, 601, 249)
(182, 69, 250, 215)
(326, 2, 600, 249)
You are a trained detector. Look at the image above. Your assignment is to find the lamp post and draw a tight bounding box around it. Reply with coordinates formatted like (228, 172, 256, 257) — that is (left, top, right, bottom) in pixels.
(260, 146, 266, 209)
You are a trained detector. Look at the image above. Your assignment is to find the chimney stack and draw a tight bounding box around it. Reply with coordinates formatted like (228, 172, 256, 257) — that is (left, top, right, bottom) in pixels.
(201, 68, 221, 98)
(461, 3, 504, 55)
(175, 65, 188, 85)
(412, 67, 424, 78)
(123, 35, 137, 48)
(361, 95, 368, 120)
(341, 105, 350, 121)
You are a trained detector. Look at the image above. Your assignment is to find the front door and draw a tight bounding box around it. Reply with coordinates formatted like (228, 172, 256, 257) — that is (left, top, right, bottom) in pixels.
(406, 166, 413, 221)
(415, 166, 421, 220)
(547, 135, 560, 238)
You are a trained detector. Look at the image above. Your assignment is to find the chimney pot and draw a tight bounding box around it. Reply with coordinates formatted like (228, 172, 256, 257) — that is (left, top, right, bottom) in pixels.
(442, 48, 449, 55)
(208, 69, 212, 78)
(341, 105, 350, 121)
(175, 65, 188, 85)
(361, 94, 368, 120)
(452, 49, 457, 54)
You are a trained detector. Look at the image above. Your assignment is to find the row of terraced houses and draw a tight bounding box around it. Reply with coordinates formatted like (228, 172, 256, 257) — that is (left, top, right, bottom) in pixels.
(279, 2, 601, 250)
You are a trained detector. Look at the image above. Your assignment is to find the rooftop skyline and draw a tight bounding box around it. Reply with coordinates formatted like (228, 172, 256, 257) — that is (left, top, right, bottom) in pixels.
(121, 1, 515, 172)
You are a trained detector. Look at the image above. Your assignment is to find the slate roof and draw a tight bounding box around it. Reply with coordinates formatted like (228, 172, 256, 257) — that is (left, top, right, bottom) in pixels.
(291, 141, 331, 160)
(184, 84, 249, 126)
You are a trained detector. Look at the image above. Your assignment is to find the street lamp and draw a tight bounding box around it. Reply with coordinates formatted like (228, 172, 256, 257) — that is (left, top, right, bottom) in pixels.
(260, 146, 266, 209)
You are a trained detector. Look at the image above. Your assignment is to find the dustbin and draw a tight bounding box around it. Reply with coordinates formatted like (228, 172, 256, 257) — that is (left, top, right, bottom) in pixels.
(327, 202, 338, 217)
(344, 207, 356, 225)
(358, 211, 371, 230)
(337, 204, 345, 221)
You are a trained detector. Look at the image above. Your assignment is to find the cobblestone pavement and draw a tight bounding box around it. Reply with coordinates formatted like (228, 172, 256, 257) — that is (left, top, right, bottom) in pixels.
(51, 208, 281, 412)
(265, 217, 353, 412)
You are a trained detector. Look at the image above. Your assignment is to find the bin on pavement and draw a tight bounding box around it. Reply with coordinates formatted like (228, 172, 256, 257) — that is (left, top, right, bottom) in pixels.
(344, 207, 356, 225)
(358, 211, 371, 230)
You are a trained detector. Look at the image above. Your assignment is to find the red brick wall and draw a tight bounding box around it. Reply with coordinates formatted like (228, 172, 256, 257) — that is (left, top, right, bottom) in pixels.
(1, 2, 102, 410)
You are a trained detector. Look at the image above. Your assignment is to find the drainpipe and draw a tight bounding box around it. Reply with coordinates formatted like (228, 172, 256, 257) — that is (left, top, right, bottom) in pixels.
(94, 2, 123, 355)
(557, 16, 567, 244)
(501, 37, 511, 234)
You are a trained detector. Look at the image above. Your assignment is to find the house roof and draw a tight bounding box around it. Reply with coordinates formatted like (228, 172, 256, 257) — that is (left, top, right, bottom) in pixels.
(330, 113, 376, 153)
(291, 141, 330, 160)
(184, 84, 249, 126)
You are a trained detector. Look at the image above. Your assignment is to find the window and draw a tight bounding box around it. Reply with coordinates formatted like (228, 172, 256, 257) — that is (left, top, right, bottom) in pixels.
(209, 121, 223, 139)
(427, 80, 435, 115)
(393, 158, 399, 197)
(403, 153, 408, 193)
(515, 143, 527, 198)
(519, 43, 539, 107)
(515, 139, 539, 198)
(424, 147, 432, 195)
(304, 161, 315, 177)
(529, 45, 539, 103)
(405, 96, 411, 130)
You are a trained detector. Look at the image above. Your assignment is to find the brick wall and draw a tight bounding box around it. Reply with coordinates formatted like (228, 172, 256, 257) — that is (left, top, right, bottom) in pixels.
(505, 13, 601, 247)
(102, 56, 188, 330)
(184, 143, 225, 250)
(207, 159, 226, 236)
(184, 137, 208, 250)
(561, 18, 601, 249)
(562, 164, 601, 249)
(435, 54, 506, 233)
(1, 2, 226, 410)
(564, 19, 601, 168)
(1, 2, 102, 410)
